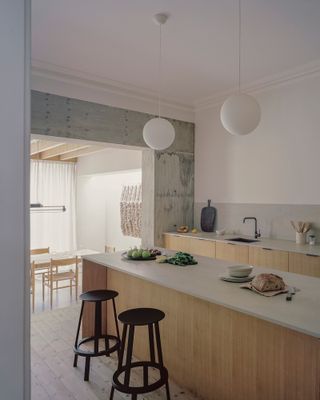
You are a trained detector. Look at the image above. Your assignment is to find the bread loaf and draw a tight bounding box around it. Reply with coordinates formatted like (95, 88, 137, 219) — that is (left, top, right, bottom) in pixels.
(251, 273, 285, 292)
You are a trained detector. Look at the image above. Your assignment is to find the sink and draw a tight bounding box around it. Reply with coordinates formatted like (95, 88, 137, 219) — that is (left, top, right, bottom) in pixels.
(226, 237, 260, 243)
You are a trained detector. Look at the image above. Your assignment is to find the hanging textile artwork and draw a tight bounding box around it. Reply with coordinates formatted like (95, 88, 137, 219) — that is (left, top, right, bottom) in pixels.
(120, 184, 142, 238)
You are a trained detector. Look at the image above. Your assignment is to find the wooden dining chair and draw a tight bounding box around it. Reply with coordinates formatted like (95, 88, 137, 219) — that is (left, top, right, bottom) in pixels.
(31, 261, 50, 312)
(30, 247, 50, 255)
(105, 245, 116, 253)
(30, 247, 50, 312)
(43, 257, 80, 308)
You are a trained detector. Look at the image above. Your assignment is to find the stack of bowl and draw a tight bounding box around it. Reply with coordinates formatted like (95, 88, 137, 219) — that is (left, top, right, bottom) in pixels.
(220, 265, 254, 283)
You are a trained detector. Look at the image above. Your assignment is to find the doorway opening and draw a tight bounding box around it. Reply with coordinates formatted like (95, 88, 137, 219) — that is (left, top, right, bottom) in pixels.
(30, 135, 142, 313)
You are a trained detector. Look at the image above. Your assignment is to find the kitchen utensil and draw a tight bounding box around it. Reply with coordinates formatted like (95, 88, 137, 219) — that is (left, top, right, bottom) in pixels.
(302, 222, 311, 233)
(291, 221, 311, 243)
(286, 287, 296, 301)
(201, 199, 216, 232)
(296, 232, 306, 244)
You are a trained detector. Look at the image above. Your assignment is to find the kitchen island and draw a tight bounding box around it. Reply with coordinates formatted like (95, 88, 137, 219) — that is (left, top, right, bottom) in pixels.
(82, 251, 320, 400)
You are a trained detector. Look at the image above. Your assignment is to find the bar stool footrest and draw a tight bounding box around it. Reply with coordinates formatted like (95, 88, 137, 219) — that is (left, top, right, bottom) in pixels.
(112, 361, 169, 395)
(74, 334, 120, 357)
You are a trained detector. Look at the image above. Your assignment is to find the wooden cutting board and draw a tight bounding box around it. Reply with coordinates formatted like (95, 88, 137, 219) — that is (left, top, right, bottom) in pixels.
(200, 200, 216, 232)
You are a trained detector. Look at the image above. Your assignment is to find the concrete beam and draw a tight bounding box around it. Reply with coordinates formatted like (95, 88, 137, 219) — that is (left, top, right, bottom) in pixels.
(31, 91, 194, 153)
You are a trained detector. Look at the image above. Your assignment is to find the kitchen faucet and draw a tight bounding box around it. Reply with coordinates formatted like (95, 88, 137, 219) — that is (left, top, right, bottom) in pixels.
(243, 217, 261, 239)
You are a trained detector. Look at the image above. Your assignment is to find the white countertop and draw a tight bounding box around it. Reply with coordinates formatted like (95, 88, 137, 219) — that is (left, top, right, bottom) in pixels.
(164, 231, 320, 256)
(83, 251, 320, 339)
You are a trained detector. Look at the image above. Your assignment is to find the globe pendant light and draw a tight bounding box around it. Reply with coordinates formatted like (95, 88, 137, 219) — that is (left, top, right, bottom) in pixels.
(220, 0, 261, 136)
(143, 13, 175, 150)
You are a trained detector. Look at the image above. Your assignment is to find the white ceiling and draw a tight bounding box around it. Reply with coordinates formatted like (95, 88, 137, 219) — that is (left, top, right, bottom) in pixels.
(32, 0, 320, 106)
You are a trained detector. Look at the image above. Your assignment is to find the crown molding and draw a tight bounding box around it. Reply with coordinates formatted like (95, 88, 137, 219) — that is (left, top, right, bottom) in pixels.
(31, 58, 320, 115)
(31, 59, 194, 114)
(194, 58, 320, 111)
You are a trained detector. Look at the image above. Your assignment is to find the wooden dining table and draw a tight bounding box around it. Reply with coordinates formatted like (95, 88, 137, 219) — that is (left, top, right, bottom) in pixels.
(31, 248, 99, 264)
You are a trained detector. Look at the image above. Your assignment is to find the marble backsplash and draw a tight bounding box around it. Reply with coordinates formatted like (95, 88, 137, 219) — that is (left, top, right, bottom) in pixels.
(194, 202, 320, 242)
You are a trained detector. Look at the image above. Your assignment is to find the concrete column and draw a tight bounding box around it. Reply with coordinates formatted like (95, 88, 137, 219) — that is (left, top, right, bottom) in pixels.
(142, 150, 194, 247)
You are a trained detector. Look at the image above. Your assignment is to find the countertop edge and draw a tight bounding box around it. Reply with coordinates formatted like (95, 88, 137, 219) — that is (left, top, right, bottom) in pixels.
(83, 253, 320, 339)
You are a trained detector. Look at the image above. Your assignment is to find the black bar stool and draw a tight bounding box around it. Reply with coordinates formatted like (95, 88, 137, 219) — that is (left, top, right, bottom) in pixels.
(73, 289, 121, 381)
(110, 307, 170, 400)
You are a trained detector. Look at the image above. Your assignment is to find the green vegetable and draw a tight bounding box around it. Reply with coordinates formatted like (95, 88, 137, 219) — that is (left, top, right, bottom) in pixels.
(127, 249, 134, 257)
(131, 250, 140, 259)
(142, 250, 151, 259)
(166, 252, 198, 266)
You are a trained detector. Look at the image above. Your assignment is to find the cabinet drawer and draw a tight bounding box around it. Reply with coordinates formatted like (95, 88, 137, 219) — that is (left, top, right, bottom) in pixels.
(163, 234, 216, 258)
(189, 238, 216, 258)
(163, 234, 190, 253)
(289, 252, 320, 278)
(216, 242, 249, 264)
(249, 247, 288, 271)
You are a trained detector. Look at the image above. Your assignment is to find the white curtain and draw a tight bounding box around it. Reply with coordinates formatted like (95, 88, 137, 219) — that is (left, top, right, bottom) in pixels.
(30, 160, 77, 252)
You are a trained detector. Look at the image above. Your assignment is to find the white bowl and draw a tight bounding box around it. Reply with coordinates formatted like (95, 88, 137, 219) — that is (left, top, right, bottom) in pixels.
(228, 265, 253, 278)
(216, 229, 226, 236)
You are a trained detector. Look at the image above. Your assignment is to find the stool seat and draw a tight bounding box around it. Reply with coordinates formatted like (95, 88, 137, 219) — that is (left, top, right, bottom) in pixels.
(74, 289, 120, 381)
(118, 307, 165, 326)
(80, 289, 118, 302)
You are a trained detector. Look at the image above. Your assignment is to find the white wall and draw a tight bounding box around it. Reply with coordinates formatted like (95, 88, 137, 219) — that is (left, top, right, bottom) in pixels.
(77, 149, 142, 252)
(195, 74, 320, 205)
(0, 0, 30, 399)
(77, 147, 142, 176)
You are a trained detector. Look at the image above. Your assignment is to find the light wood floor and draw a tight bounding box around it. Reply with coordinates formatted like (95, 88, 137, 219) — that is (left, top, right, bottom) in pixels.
(31, 304, 200, 400)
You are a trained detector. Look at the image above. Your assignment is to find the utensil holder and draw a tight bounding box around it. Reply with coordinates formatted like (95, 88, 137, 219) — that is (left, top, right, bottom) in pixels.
(296, 232, 306, 245)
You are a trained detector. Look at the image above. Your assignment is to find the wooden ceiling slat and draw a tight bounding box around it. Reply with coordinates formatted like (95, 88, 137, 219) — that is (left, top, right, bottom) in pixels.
(30, 154, 77, 163)
(30, 139, 106, 163)
(30, 140, 63, 155)
(60, 145, 105, 160)
(40, 143, 90, 159)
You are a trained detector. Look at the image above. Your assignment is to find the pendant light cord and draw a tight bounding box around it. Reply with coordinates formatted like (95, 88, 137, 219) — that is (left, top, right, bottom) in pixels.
(158, 23, 162, 118)
(238, 0, 241, 92)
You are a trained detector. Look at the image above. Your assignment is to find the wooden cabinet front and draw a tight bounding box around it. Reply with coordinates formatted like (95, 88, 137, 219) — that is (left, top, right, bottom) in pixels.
(216, 242, 249, 264)
(189, 238, 216, 258)
(163, 234, 215, 258)
(163, 234, 190, 253)
(163, 234, 320, 277)
(249, 247, 289, 271)
(289, 252, 320, 278)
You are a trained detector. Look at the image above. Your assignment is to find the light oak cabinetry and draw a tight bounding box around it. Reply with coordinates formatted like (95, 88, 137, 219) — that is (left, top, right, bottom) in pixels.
(289, 252, 320, 278)
(163, 234, 215, 258)
(189, 237, 216, 258)
(216, 241, 249, 264)
(249, 247, 289, 272)
(83, 259, 320, 400)
(163, 234, 190, 253)
(163, 233, 320, 277)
